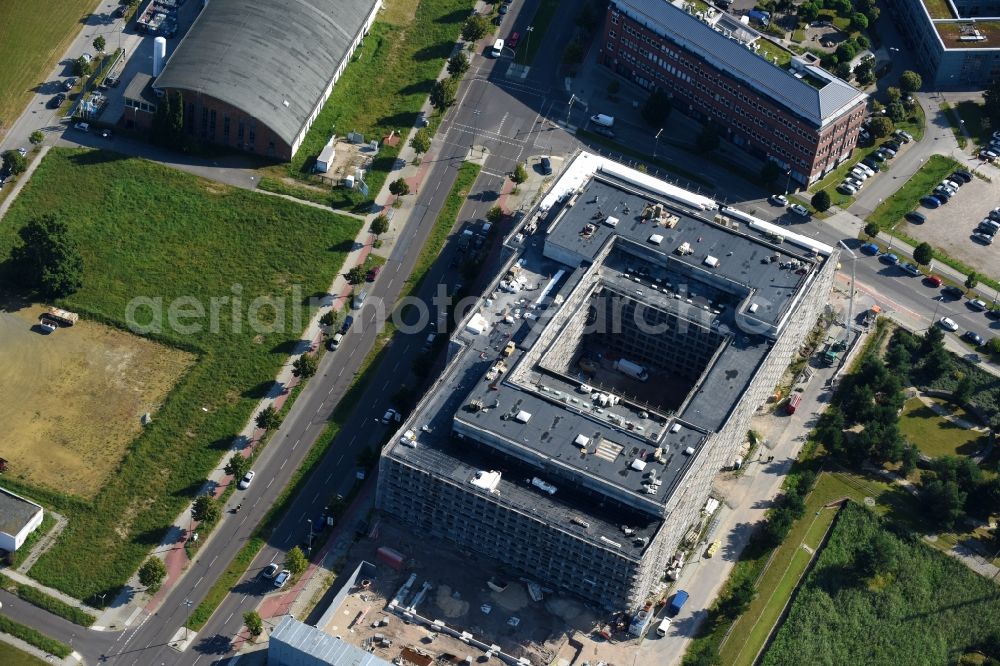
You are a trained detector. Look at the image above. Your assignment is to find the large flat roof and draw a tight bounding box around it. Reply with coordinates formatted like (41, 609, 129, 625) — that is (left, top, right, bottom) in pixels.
(271, 616, 391, 665)
(0, 488, 41, 538)
(610, 0, 866, 126)
(154, 0, 379, 148)
(385, 154, 830, 533)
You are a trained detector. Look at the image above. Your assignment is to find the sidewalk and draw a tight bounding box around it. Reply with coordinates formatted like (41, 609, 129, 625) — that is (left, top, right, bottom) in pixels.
(0, 145, 49, 220)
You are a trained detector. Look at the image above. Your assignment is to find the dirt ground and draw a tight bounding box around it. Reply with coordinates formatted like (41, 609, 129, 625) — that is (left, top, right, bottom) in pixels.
(331, 518, 646, 665)
(0, 304, 193, 498)
(902, 175, 1000, 282)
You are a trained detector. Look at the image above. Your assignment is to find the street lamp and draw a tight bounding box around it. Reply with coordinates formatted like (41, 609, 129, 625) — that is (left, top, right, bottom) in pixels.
(524, 26, 534, 63)
(653, 128, 663, 160)
(472, 109, 481, 155)
(182, 598, 194, 641)
(784, 169, 793, 194)
(307, 519, 314, 556)
(566, 94, 577, 125)
(838, 240, 857, 341)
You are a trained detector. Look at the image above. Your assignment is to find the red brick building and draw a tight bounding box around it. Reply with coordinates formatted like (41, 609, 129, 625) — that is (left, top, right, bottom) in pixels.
(600, 0, 868, 186)
(154, 0, 382, 160)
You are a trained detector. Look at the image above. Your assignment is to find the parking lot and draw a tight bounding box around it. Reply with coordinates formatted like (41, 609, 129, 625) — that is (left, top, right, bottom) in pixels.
(902, 174, 999, 281)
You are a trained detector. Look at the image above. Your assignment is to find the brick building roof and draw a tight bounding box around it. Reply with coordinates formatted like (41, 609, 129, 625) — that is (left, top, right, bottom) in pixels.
(154, 0, 379, 148)
(611, 0, 867, 127)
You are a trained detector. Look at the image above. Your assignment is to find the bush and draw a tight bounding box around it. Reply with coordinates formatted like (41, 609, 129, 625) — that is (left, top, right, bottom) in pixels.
(900, 70, 922, 93)
(811, 190, 831, 212)
(461, 14, 491, 41)
(285, 546, 308, 575)
(138, 556, 167, 592)
(15, 584, 95, 626)
(447, 52, 469, 76)
(3, 149, 27, 175)
(0, 615, 72, 658)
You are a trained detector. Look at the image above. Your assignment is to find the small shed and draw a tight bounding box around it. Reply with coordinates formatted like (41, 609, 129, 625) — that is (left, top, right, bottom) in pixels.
(315, 143, 336, 173)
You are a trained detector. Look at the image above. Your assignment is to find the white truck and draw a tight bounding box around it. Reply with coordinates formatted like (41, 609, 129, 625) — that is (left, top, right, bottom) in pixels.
(615, 358, 649, 381)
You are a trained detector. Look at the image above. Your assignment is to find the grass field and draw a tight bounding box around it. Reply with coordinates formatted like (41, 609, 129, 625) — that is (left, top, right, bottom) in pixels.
(0, 148, 361, 601)
(0, 304, 193, 498)
(257, 0, 476, 210)
(0, 0, 97, 136)
(762, 502, 1000, 665)
(866, 154, 962, 229)
(899, 397, 989, 458)
(0, 643, 47, 666)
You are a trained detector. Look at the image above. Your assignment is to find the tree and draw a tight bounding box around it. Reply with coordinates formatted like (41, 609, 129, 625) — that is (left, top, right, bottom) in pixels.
(371, 214, 389, 239)
(93, 35, 106, 53)
(811, 190, 831, 212)
(901, 444, 919, 477)
(138, 557, 167, 591)
(719, 578, 756, 618)
(486, 205, 504, 225)
(9, 214, 84, 298)
(798, 2, 819, 22)
(986, 336, 1000, 359)
(410, 128, 431, 156)
(832, 0, 851, 15)
(835, 42, 857, 63)
(320, 311, 336, 329)
(869, 116, 894, 138)
(641, 90, 672, 126)
(347, 266, 367, 284)
(447, 52, 469, 77)
(696, 124, 720, 151)
(900, 70, 922, 93)
(292, 353, 318, 379)
(921, 324, 945, 353)
(151, 90, 184, 147)
(389, 177, 411, 197)
(29, 130, 44, 146)
(864, 222, 880, 238)
(285, 546, 308, 575)
(512, 162, 528, 185)
(2, 149, 27, 176)
(191, 495, 220, 524)
(921, 476, 966, 529)
(835, 62, 852, 80)
(886, 101, 906, 122)
(851, 12, 868, 30)
(986, 80, 1000, 127)
(854, 58, 876, 86)
(255, 405, 281, 430)
(965, 272, 978, 291)
(73, 56, 93, 77)
(954, 374, 974, 404)
(886, 87, 902, 103)
(430, 76, 458, 110)
(855, 532, 898, 579)
(225, 453, 251, 480)
(913, 242, 933, 266)
(461, 14, 491, 42)
(244, 610, 264, 639)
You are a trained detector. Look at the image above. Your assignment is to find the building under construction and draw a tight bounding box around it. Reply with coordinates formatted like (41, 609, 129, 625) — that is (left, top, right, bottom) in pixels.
(376, 152, 838, 611)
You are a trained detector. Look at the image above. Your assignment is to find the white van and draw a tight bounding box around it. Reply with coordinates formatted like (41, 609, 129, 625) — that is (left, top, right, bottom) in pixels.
(329, 332, 344, 350)
(656, 617, 671, 636)
(491, 39, 504, 57)
(591, 113, 615, 128)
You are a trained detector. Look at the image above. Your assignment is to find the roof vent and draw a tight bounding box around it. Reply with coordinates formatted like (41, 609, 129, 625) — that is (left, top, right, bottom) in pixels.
(604, 215, 619, 227)
(282, 98, 290, 107)
(630, 459, 647, 471)
(648, 233, 664, 245)
(704, 255, 719, 268)
(575, 434, 591, 447)
(515, 410, 532, 423)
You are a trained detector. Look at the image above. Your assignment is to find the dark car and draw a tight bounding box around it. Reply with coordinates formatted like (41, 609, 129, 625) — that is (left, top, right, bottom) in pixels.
(861, 158, 881, 172)
(942, 285, 964, 298)
(920, 195, 940, 209)
(498, 4, 508, 14)
(932, 187, 952, 200)
(904, 211, 926, 223)
(593, 125, 616, 139)
(341, 315, 354, 334)
(48, 92, 66, 108)
(870, 151, 887, 162)
(860, 242, 880, 255)
(988, 309, 1000, 320)
(883, 140, 900, 151)
(951, 170, 972, 184)
(962, 330, 985, 346)
(931, 193, 949, 205)
(366, 265, 380, 281)
(540, 156, 552, 175)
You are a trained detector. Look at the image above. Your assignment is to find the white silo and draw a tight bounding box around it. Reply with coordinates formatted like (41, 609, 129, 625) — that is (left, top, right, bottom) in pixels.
(153, 37, 167, 77)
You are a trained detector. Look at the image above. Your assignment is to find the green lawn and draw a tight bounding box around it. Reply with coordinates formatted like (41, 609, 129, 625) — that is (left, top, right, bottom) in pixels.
(0, 643, 47, 666)
(866, 154, 962, 229)
(258, 0, 475, 211)
(762, 503, 1000, 665)
(895, 96, 927, 142)
(899, 397, 989, 458)
(0, 148, 361, 601)
(955, 100, 988, 145)
(0, 0, 96, 135)
(807, 150, 868, 208)
(756, 39, 793, 68)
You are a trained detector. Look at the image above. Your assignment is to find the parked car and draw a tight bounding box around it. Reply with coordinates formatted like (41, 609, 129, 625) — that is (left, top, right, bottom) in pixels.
(341, 315, 354, 334)
(789, 203, 809, 217)
(968, 299, 988, 311)
(837, 183, 858, 195)
(973, 232, 995, 244)
(939, 317, 959, 332)
(882, 140, 900, 152)
(942, 285, 964, 298)
(237, 470, 256, 489)
(366, 265, 380, 281)
(850, 167, 868, 180)
(901, 262, 921, 276)
(63, 77, 77, 91)
(855, 162, 875, 176)
(381, 408, 402, 424)
(274, 569, 291, 588)
(941, 179, 961, 190)
(261, 563, 279, 579)
(951, 170, 972, 183)
(540, 156, 552, 175)
(905, 211, 926, 223)
(980, 149, 998, 161)
(924, 275, 943, 287)
(932, 188, 952, 201)
(871, 151, 888, 162)
(593, 125, 615, 138)
(894, 129, 913, 143)
(844, 176, 864, 188)
(769, 194, 788, 206)
(507, 31, 520, 48)
(48, 93, 65, 108)
(962, 330, 985, 346)
(920, 195, 941, 209)
(860, 242, 880, 255)
(930, 193, 949, 205)
(880, 145, 897, 157)
(862, 158, 881, 172)
(880, 253, 899, 265)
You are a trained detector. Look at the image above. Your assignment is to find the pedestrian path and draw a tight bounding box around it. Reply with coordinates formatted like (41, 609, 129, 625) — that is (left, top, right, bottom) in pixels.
(0, 145, 49, 220)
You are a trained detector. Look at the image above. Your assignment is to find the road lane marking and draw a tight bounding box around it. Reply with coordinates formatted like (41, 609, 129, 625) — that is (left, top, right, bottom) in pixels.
(337, 454, 344, 465)
(266, 478, 274, 488)
(210, 555, 218, 567)
(193, 576, 203, 588)
(280, 459, 287, 470)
